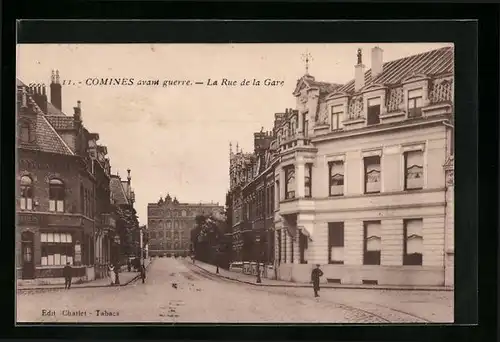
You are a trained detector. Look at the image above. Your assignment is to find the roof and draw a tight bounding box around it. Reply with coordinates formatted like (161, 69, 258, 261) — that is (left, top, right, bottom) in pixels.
(337, 46, 454, 94)
(45, 115, 75, 130)
(110, 176, 129, 205)
(18, 95, 74, 156)
(309, 80, 342, 95)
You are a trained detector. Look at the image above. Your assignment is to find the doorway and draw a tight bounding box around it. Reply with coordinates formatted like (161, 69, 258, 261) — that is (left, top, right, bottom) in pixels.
(21, 231, 35, 279)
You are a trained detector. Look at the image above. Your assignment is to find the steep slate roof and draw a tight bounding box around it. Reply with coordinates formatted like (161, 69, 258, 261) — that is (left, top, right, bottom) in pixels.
(45, 115, 75, 130)
(19, 94, 74, 156)
(309, 80, 342, 95)
(336, 46, 454, 94)
(110, 175, 129, 205)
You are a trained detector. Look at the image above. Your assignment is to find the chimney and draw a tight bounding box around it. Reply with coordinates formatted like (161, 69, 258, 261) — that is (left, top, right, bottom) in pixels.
(127, 168, 131, 185)
(354, 48, 365, 92)
(371, 46, 384, 79)
(73, 100, 82, 121)
(50, 69, 62, 110)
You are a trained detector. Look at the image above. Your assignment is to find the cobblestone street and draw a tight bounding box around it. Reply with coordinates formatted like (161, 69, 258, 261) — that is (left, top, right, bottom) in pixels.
(17, 258, 453, 323)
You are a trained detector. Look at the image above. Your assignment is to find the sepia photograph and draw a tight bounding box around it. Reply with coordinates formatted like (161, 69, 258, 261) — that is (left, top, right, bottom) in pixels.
(16, 42, 455, 324)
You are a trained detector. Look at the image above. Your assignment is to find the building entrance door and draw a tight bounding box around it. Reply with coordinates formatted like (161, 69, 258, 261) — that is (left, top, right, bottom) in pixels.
(21, 231, 35, 279)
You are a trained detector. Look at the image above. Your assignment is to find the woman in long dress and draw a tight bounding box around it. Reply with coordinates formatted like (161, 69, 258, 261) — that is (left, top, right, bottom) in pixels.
(109, 264, 116, 285)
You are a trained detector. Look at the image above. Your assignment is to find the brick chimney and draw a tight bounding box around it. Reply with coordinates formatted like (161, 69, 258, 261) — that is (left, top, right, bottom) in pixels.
(50, 70, 62, 110)
(30, 85, 48, 113)
(354, 48, 365, 92)
(73, 100, 82, 122)
(371, 46, 384, 79)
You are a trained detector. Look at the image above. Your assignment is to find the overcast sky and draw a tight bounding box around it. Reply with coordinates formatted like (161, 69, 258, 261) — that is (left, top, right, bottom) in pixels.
(16, 43, 452, 224)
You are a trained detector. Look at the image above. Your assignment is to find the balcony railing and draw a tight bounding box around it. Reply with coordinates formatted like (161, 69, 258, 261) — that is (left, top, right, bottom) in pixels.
(429, 79, 453, 104)
(347, 96, 364, 121)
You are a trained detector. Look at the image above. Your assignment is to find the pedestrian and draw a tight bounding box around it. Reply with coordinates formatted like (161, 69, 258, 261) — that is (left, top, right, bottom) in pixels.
(63, 262, 73, 289)
(127, 259, 131, 272)
(114, 263, 120, 285)
(311, 264, 324, 297)
(140, 264, 146, 284)
(109, 264, 116, 286)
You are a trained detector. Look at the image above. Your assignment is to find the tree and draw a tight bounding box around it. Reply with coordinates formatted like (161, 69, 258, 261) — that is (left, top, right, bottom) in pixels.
(190, 213, 228, 267)
(115, 204, 140, 259)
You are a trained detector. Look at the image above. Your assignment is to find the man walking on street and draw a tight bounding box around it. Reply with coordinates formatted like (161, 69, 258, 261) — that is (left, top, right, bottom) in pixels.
(140, 264, 146, 284)
(311, 264, 323, 297)
(63, 262, 73, 289)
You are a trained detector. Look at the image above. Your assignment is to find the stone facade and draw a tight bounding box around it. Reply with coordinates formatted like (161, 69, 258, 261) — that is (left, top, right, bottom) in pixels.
(147, 195, 223, 256)
(228, 46, 455, 287)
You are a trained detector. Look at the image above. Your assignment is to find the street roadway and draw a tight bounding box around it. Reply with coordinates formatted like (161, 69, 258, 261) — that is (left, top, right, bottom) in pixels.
(17, 257, 453, 323)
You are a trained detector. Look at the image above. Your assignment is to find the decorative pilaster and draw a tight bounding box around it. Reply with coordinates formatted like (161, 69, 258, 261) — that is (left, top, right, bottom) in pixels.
(279, 168, 286, 202)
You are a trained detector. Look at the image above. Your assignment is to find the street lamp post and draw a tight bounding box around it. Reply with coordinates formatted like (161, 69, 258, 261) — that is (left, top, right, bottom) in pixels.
(255, 235, 261, 283)
(139, 226, 144, 267)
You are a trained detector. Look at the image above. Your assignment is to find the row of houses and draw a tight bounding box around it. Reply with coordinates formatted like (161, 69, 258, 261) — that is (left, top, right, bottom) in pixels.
(16, 71, 139, 285)
(227, 46, 455, 287)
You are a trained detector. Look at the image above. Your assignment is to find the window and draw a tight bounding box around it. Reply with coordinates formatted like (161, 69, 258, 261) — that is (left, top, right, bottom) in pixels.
(407, 89, 423, 118)
(283, 230, 287, 263)
(331, 105, 344, 130)
(299, 232, 308, 264)
(20, 122, 31, 142)
(302, 113, 309, 138)
(290, 235, 294, 263)
(20, 176, 33, 210)
(284, 166, 295, 199)
(403, 219, 423, 265)
(304, 163, 312, 198)
(363, 221, 381, 265)
(277, 232, 282, 264)
(80, 184, 85, 214)
(41, 232, 74, 266)
(328, 222, 344, 264)
(182, 210, 187, 217)
(167, 221, 172, 229)
(49, 179, 65, 212)
(276, 180, 280, 208)
(404, 150, 424, 190)
(329, 161, 344, 196)
(364, 156, 381, 194)
(367, 97, 381, 125)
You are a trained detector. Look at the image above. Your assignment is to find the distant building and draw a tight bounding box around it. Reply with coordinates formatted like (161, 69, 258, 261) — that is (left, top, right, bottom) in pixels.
(147, 195, 224, 256)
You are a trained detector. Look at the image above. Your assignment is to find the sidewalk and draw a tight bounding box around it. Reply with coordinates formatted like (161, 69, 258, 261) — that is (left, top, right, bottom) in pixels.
(17, 259, 154, 291)
(190, 260, 453, 292)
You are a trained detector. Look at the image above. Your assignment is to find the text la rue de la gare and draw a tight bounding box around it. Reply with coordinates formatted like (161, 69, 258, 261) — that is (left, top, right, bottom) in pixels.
(30, 77, 285, 88)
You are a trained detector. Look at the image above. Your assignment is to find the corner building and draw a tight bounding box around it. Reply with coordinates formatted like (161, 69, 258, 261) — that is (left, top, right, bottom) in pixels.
(147, 195, 224, 256)
(272, 46, 454, 286)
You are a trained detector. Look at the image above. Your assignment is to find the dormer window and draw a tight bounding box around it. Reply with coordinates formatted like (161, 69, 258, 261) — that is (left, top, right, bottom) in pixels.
(19, 121, 31, 143)
(407, 88, 423, 118)
(331, 105, 344, 131)
(367, 97, 381, 125)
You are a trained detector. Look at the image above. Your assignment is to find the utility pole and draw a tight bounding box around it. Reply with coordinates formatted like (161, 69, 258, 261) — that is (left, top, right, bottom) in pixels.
(139, 226, 144, 266)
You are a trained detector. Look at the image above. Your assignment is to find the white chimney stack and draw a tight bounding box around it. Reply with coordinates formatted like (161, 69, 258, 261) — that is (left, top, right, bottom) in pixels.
(371, 46, 384, 79)
(354, 48, 365, 92)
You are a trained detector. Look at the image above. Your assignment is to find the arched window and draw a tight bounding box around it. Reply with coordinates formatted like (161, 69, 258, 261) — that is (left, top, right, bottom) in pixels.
(49, 179, 65, 212)
(20, 176, 33, 210)
(19, 122, 31, 143)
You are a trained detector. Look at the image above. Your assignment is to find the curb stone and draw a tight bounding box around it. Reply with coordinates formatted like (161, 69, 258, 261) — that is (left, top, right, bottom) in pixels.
(190, 262, 454, 292)
(17, 259, 155, 292)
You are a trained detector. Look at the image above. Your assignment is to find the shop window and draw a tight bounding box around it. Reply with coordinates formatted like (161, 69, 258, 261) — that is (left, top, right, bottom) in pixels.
(41, 232, 74, 266)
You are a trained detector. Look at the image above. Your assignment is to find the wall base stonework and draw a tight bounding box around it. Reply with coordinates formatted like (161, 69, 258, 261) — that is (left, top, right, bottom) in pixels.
(445, 252, 454, 286)
(17, 276, 87, 286)
(278, 264, 445, 286)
